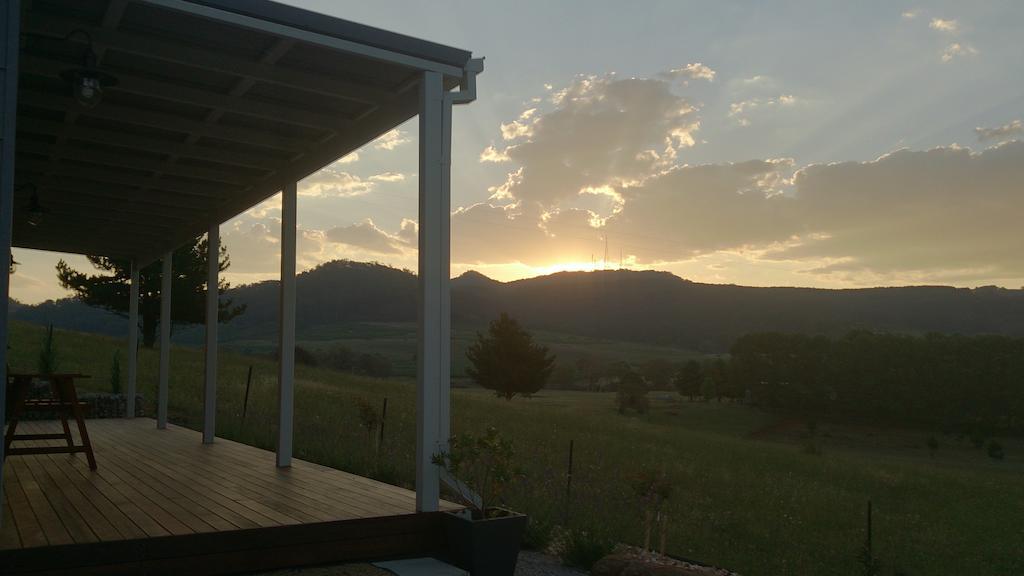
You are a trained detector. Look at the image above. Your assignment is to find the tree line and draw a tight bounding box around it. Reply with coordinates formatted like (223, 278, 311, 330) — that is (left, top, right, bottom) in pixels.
(729, 331, 1024, 434)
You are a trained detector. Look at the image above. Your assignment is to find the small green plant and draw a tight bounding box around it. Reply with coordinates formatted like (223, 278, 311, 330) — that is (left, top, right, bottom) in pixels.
(355, 397, 379, 443)
(37, 323, 59, 375)
(109, 351, 121, 394)
(432, 426, 522, 519)
(521, 514, 555, 550)
(970, 428, 986, 449)
(987, 439, 1005, 461)
(857, 543, 883, 576)
(559, 528, 614, 571)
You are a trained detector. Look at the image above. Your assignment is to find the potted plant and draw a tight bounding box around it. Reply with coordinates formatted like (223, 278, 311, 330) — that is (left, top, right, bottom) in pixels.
(432, 426, 528, 576)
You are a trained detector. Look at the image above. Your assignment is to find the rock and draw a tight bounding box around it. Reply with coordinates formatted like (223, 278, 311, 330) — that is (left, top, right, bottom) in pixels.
(591, 553, 719, 576)
(591, 555, 632, 576)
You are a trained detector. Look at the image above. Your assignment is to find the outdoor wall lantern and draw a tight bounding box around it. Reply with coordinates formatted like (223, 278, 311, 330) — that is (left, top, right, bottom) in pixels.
(20, 185, 46, 227)
(60, 29, 118, 109)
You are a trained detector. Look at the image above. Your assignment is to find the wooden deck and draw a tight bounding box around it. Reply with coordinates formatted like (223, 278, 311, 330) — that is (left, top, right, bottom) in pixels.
(1, 418, 459, 575)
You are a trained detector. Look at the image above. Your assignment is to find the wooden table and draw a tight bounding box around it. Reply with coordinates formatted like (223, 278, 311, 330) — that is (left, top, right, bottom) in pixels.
(4, 373, 97, 469)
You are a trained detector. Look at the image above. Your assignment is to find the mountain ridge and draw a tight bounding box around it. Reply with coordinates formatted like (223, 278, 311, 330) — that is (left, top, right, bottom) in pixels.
(11, 260, 1024, 352)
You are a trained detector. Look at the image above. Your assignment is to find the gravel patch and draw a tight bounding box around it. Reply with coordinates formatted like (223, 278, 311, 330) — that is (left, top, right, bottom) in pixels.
(515, 550, 587, 576)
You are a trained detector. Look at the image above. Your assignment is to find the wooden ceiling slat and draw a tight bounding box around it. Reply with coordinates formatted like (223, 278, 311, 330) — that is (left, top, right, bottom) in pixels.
(17, 158, 235, 199)
(24, 16, 397, 107)
(21, 55, 351, 133)
(16, 139, 251, 186)
(24, 90, 311, 154)
(19, 117, 280, 170)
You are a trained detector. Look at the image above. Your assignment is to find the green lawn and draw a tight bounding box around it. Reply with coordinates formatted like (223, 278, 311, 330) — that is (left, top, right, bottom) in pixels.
(6, 321, 1022, 575)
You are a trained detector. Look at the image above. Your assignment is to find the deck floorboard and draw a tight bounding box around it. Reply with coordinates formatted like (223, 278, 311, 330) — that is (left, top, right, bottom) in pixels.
(1, 418, 457, 551)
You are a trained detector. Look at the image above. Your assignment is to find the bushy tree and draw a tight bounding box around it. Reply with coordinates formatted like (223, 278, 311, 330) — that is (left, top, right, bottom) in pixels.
(466, 313, 555, 400)
(699, 374, 717, 402)
(673, 359, 702, 401)
(615, 368, 649, 414)
(641, 358, 675, 390)
(56, 236, 244, 348)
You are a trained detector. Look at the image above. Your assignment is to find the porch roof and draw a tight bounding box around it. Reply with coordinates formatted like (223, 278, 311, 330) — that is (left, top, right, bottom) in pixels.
(12, 0, 474, 262)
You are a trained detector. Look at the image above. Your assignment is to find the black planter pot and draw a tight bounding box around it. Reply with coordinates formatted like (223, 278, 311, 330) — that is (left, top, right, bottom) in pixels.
(443, 509, 528, 576)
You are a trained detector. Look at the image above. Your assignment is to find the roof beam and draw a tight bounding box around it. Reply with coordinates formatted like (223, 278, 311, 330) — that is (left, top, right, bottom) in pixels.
(17, 157, 236, 199)
(21, 55, 351, 132)
(19, 117, 281, 170)
(11, 234, 149, 259)
(16, 139, 251, 186)
(24, 187, 202, 219)
(23, 90, 311, 153)
(142, 0, 466, 78)
(25, 15, 397, 106)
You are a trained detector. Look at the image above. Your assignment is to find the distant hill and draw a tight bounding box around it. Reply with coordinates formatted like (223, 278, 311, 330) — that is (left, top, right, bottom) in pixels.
(10, 260, 1024, 352)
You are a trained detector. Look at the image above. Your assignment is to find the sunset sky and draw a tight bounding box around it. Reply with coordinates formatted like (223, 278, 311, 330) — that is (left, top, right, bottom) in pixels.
(10, 1, 1024, 303)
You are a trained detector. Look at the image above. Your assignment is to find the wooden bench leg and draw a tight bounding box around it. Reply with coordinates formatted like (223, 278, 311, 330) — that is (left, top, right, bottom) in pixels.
(3, 379, 30, 458)
(71, 401, 96, 470)
(60, 412, 75, 447)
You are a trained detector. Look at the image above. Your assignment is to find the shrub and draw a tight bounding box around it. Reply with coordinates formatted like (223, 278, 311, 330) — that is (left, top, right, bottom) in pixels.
(559, 528, 615, 570)
(432, 426, 522, 519)
(926, 435, 939, 457)
(521, 515, 555, 550)
(294, 346, 318, 366)
(324, 345, 355, 371)
(37, 323, 58, 374)
(355, 352, 392, 378)
(355, 397, 380, 443)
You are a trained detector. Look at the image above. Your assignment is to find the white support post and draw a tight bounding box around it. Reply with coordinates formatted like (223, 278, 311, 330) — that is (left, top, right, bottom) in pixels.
(203, 225, 219, 444)
(438, 93, 453, 448)
(416, 70, 445, 512)
(0, 0, 22, 529)
(157, 251, 172, 429)
(126, 260, 139, 418)
(277, 182, 297, 468)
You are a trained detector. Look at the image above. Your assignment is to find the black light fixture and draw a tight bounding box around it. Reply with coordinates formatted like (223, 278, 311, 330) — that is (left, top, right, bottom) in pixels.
(19, 184, 47, 227)
(59, 29, 118, 109)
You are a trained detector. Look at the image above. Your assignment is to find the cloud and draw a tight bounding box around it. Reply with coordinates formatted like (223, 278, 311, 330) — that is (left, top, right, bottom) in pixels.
(660, 63, 716, 82)
(301, 166, 374, 197)
(728, 95, 799, 126)
(480, 145, 511, 163)
(299, 162, 407, 197)
(486, 72, 701, 209)
(929, 18, 959, 33)
(368, 172, 406, 183)
(766, 142, 1024, 278)
(467, 70, 1024, 284)
(325, 219, 411, 255)
(374, 129, 410, 151)
(338, 152, 359, 164)
(976, 120, 1023, 142)
(221, 218, 329, 275)
(941, 42, 977, 62)
(902, 9, 920, 20)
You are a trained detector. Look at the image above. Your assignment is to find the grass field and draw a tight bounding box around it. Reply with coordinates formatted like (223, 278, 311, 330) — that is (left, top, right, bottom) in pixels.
(6, 321, 1023, 575)
(211, 321, 704, 378)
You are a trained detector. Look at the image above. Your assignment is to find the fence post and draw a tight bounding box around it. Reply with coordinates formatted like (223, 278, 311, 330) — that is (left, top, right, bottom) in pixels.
(378, 397, 388, 452)
(241, 365, 253, 421)
(564, 439, 574, 526)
